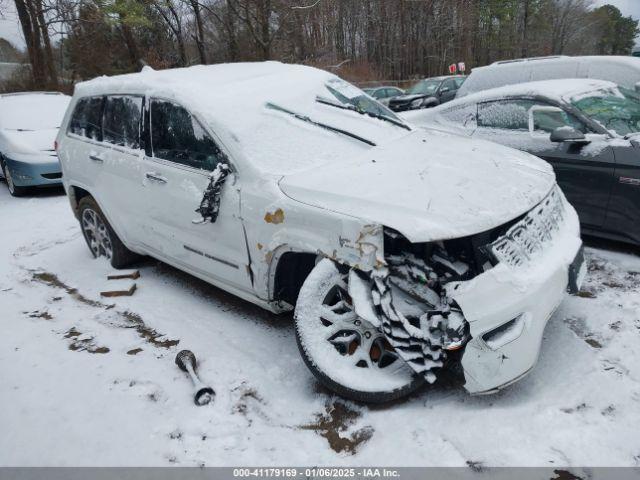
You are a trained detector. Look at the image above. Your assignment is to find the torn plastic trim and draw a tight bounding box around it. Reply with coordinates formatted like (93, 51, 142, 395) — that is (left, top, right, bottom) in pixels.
(347, 253, 471, 384)
(193, 162, 231, 224)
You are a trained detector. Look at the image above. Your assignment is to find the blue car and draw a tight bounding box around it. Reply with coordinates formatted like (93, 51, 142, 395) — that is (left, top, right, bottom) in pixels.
(0, 92, 71, 196)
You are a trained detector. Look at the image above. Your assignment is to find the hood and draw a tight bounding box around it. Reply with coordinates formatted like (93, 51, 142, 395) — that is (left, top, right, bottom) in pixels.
(279, 130, 555, 242)
(390, 93, 431, 103)
(1, 128, 58, 155)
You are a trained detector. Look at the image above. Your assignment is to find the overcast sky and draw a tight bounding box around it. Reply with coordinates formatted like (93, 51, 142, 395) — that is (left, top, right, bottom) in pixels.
(1, 0, 639, 53)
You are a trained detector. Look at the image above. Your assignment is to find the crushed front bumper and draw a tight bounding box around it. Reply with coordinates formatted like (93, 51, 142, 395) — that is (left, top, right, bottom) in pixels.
(448, 188, 584, 394)
(2, 154, 62, 187)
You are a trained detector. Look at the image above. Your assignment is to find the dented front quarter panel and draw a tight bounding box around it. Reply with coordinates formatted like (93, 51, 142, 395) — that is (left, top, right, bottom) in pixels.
(239, 178, 385, 307)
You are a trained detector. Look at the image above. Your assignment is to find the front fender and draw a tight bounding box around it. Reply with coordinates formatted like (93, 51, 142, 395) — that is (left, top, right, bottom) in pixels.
(241, 189, 385, 301)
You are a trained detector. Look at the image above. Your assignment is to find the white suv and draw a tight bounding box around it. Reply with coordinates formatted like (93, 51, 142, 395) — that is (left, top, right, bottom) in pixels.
(57, 62, 585, 403)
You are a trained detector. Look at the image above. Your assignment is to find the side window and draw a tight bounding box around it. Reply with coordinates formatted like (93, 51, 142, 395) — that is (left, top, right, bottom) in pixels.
(103, 95, 143, 149)
(441, 79, 456, 91)
(69, 96, 104, 141)
(150, 99, 225, 171)
(441, 103, 477, 128)
(531, 108, 589, 134)
(454, 77, 466, 88)
(373, 89, 385, 99)
(478, 99, 590, 133)
(477, 99, 535, 130)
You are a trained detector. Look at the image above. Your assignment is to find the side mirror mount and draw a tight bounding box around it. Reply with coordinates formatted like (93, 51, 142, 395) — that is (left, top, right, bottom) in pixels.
(439, 86, 450, 94)
(550, 126, 589, 144)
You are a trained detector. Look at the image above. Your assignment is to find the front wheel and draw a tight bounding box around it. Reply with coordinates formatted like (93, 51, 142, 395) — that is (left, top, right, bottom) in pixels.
(295, 259, 425, 403)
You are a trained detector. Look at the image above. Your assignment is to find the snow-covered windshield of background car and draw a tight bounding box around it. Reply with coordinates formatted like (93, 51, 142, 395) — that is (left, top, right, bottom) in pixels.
(0, 94, 70, 131)
(407, 80, 440, 95)
(319, 78, 409, 129)
(571, 86, 640, 136)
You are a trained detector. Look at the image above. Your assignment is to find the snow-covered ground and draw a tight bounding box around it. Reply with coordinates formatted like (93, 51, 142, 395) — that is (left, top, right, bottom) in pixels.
(1, 184, 640, 467)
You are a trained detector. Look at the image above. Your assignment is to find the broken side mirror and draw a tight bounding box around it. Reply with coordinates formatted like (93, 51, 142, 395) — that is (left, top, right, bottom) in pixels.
(549, 126, 589, 144)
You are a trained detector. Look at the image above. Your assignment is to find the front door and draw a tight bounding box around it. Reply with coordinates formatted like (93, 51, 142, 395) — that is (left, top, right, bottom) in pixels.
(139, 98, 252, 291)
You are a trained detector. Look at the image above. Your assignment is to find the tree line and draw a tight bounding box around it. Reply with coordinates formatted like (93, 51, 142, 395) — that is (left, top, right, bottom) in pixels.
(2, 0, 639, 91)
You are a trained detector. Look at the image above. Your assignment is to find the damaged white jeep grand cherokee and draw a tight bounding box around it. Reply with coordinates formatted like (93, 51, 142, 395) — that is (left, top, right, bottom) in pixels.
(57, 62, 586, 403)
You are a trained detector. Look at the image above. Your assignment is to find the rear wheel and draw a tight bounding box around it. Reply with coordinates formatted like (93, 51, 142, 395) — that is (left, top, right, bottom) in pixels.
(1, 159, 29, 197)
(295, 259, 425, 403)
(78, 196, 139, 269)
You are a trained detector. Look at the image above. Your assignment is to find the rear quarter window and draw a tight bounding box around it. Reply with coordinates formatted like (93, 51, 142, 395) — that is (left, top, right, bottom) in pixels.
(68, 96, 104, 141)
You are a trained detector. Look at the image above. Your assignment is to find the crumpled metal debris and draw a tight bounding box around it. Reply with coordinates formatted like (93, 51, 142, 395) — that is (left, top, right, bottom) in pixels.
(193, 162, 231, 224)
(369, 251, 468, 383)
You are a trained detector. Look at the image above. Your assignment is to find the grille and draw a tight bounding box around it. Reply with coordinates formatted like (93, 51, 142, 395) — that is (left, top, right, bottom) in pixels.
(489, 186, 565, 268)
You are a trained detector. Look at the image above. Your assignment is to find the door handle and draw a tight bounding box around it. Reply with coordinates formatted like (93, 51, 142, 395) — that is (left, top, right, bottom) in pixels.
(89, 154, 104, 163)
(145, 172, 167, 184)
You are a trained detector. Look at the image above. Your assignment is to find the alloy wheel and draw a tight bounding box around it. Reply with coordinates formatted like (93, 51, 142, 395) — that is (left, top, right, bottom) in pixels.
(81, 208, 113, 259)
(320, 275, 402, 371)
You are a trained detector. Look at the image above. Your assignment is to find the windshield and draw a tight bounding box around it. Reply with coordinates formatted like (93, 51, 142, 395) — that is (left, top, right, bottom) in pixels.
(407, 80, 440, 95)
(318, 78, 409, 129)
(570, 86, 640, 136)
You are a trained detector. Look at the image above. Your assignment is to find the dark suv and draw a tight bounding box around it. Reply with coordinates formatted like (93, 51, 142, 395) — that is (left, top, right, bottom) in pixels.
(389, 75, 466, 112)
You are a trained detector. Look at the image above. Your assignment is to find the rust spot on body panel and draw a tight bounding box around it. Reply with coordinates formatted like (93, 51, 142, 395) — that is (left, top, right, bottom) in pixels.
(264, 208, 285, 224)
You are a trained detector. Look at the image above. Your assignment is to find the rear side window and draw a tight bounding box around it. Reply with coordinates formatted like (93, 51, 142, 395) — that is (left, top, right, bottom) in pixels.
(69, 96, 104, 141)
(150, 99, 225, 171)
(102, 95, 143, 149)
(441, 103, 477, 128)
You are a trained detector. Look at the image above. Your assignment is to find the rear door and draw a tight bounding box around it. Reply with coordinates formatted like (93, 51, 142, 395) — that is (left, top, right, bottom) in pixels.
(472, 98, 615, 229)
(139, 98, 252, 290)
(99, 94, 146, 246)
(604, 145, 640, 243)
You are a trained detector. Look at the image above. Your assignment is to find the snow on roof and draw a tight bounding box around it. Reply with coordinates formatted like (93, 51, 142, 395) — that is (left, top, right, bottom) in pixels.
(447, 78, 618, 107)
(74, 62, 409, 175)
(477, 55, 640, 71)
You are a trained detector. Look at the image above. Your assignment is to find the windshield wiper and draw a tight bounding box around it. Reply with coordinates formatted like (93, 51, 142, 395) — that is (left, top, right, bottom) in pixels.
(316, 96, 411, 131)
(266, 102, 376, 146)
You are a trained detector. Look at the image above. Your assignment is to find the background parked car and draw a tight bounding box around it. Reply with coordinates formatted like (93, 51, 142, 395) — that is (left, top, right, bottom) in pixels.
(0, 92, 71, 197)
(362, 86, 405, 106)
(404, 78, 640, 246)
(388, 75, 466, 112)
(457, 55, 640, 97)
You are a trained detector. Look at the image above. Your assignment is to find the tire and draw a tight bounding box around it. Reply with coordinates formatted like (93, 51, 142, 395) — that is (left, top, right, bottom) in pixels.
(78, 196, 139, 269)
(1, 158, 29, 197)
(295, 259, 425, 403)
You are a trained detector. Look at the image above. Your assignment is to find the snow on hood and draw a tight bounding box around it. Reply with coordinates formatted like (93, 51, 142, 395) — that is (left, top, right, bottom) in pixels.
(0, 93, 70, 130)
(391, 93, 430, 102)
(1, 128, 59, 155)
(279, 130, 555, 243)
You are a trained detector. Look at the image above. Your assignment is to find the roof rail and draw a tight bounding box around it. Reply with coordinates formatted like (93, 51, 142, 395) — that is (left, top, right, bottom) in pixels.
(491, 55, 570, 66)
